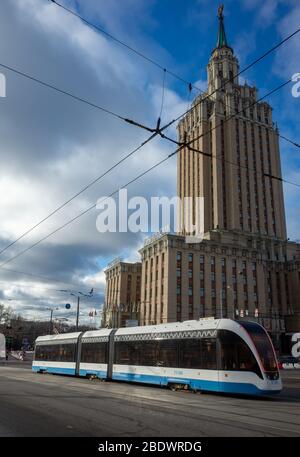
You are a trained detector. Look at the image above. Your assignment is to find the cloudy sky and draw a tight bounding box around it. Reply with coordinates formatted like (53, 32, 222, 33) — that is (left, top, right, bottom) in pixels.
(0, 0, 299, 325)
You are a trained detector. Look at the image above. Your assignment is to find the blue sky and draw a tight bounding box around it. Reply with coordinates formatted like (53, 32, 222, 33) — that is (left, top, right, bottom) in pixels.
(60, 0, 300, 237)
(0, 0, 299, 322)
(72, 0, 300, 202)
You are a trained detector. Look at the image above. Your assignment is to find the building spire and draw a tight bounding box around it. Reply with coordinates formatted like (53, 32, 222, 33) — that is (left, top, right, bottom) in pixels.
(216, 4, 228, 48)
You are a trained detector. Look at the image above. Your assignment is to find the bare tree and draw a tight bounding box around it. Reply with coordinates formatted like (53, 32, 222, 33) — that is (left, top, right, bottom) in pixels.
(0, 304, 14, 324)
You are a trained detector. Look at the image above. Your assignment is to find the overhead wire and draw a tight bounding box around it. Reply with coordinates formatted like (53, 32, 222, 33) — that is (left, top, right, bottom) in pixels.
(0, 79, 298, 272)
(48, 0, 300, 146)
(0, 1, 299, 273)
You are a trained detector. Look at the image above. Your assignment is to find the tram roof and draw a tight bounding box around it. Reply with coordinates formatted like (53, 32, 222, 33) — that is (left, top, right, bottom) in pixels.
(35, 332, 81, 342)
(81, 328, 112, 339)
(35, 319, 247, 342)
(114, 318, 230, 337)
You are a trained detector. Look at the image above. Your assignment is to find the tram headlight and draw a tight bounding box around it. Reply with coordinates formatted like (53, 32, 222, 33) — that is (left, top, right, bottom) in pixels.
(265, 371, 279, 380)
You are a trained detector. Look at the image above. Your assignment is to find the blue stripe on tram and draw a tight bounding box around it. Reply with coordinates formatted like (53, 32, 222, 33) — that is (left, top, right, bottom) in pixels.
(111, 372, 279, 395)
(32, 366, 75, 375)
(79, 369, 107, 378)
(32, 366, 280, 395)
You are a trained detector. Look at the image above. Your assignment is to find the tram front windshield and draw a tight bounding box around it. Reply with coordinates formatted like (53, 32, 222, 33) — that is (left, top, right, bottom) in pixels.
(239, 321, 278, 372)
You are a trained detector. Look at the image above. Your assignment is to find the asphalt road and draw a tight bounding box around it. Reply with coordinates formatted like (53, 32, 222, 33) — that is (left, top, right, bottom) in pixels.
(0, 361, 299, 437)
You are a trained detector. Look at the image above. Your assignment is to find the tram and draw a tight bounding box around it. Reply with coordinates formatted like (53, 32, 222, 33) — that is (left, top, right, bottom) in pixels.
(32, 318, 282, 395)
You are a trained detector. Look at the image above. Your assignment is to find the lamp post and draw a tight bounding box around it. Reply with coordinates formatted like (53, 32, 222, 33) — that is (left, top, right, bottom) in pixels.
(60, 289, 93, 330)
(73, 294, 80, 330)
(46, 307, 59, 335)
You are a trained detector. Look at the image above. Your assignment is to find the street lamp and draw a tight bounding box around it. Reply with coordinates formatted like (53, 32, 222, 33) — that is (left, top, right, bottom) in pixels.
(46, 307, 59, 335)
(60, 289, 93, 330)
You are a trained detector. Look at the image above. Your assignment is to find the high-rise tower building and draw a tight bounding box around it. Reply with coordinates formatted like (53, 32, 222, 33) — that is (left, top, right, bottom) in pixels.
(106, 6, 300, 352)
(177, 5, 286, 239)
(138, 6, 300, 351)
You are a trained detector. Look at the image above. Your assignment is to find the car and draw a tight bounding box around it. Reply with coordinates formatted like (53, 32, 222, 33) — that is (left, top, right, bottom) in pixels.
(277, 356, 300, 369)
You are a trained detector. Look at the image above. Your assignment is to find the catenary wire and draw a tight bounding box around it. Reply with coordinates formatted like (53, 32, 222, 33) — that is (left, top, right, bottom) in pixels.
(0, 78, 298, 270)
(48, 0, 202, 93)
(0, 131, 159, 257)
(48, 0, 300, 146)
(0, 266, 98, 294)
(0, 62, 133, 122)
(0, 5, 298, 267)
(162, 78, 300, 188)
(0, 146, 183, 269)
(0, 38, 298, 257)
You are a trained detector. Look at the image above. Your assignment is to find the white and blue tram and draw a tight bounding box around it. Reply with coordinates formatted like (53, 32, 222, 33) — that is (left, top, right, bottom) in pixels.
(32, 319, 282, 396)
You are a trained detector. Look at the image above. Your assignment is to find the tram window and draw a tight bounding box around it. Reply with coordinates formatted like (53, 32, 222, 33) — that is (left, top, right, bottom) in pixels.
(238, 321, 277, 372)
(201, 339, 217, 369)
(114, 342, 140, 365)
(35, 345, 51, 361)
(157, 340, 178, 367)
(35, 343, 76, 362)
(36, 345, 46, 361)
(219, 330, 262, 377)
(58, 344, 71, 362)
(81, 342, 108, 364)
(179, 339, 201, 369)
(238, 341, 256, 371)
(127, 342, 140, 365)
(115, 342, 130, 365)
(60, 344, 76, 362)
(139, 341, 157, 366)
(35, 345, 45, 360)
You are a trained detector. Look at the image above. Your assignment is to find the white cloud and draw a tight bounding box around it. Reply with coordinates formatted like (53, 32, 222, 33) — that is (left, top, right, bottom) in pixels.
(242, 0, 281, 25)
(1, 0, 299, 323)
(0, 0, 183, 322)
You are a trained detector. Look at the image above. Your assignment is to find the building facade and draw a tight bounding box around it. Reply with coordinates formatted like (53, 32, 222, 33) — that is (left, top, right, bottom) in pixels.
(102, 259, 142, 328)
(139, 8, 300, 351)
(103, 7, 300, 351)
(139, 232, 300, 350)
